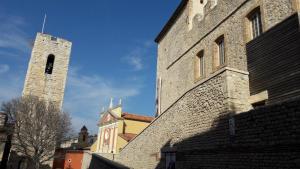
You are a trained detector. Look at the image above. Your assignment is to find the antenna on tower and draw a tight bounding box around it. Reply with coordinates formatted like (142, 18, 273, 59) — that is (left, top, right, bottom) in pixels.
(42, 14, 47, 34)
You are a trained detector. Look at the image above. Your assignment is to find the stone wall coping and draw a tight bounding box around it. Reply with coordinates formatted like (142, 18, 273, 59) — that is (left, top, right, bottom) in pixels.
(120, 67, 249, 152)
(249, 90, 269, 104)
(92, 153, 130, 169)
(37, 32, 72, 44)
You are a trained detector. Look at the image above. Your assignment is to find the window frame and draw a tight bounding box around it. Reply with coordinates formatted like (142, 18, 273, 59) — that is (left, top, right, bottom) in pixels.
(217, 38, 225, 66)
(213, 35, 226, 70)
(194, 50, 205, 81)
(248, 8, 263, 39)
(244, 6, 265, 42)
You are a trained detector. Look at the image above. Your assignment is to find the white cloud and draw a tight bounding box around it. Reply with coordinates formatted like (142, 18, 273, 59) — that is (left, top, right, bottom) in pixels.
(0, 64, 10, 74)
(123, 40, 154, 71)
(127, 55, 143, 71)
(0, 64, 141, 134)
(0, 14, 30, 57)
(0, 50, 21, 60)
(0, 14, 29, 106)
(0, 65, 143, 134)
(0, 13, 149, 135)
(63, 66, 142, 133)
(0, 70, 24, 104)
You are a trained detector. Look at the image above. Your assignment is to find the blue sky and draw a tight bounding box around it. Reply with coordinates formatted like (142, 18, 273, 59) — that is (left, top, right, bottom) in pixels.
(0, 0, 180, 134)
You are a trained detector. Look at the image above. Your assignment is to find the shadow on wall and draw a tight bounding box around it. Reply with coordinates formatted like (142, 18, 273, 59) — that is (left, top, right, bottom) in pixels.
(155, 98, 300, 169)
(89, 153, 130, 169)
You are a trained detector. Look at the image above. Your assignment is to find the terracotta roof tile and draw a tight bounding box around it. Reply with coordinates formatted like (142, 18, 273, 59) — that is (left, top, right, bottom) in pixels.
(121, 113, 154, 123)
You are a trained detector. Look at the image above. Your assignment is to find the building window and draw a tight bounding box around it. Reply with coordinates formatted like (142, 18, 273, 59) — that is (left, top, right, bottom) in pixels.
(247, 7, 263, 40)
(195, 50, 205, 80)
(218, 38, 225, 65)
(51, 36, 57, 41)
(45, 54, 55, 74)
(214, 35, 225, 68)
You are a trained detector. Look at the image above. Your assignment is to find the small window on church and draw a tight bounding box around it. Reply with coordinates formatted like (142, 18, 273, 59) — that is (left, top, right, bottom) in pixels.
(45, 54, 55, 74)
(83, 135, 86, 142)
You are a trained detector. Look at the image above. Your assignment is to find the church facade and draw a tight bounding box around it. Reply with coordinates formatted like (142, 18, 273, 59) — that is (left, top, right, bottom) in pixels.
(95, 103, 154, 154)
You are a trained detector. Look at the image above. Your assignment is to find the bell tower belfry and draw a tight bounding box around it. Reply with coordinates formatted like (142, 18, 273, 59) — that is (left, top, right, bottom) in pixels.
(22, 33, 72, 109)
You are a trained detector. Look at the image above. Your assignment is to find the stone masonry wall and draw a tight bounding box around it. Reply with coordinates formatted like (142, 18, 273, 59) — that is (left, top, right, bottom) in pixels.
(23, 33, 72, 108)
(157, 0, 296, 113)
(116, 71, 230, 169)
(111, 90, 300, 169)
(174, 98, 300, 169)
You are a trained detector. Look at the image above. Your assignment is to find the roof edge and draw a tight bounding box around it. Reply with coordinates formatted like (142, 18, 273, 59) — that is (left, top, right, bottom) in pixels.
(121, 112, 154, 123)
(155, 0, 188, 43)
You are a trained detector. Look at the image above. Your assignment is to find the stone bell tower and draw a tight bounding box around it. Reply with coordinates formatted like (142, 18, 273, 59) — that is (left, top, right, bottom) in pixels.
(78, 125, 89, 148)
(22, 33, 72, 109)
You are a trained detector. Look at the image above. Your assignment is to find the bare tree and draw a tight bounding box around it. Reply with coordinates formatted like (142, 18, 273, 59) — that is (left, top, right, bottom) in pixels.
(1, 96, 72, 169)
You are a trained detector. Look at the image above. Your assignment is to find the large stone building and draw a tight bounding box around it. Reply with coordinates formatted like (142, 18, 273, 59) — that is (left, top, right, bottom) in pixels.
(23, 33, 72, 108)
(87, 0, 300, 169)
(154, 0, 300, 115)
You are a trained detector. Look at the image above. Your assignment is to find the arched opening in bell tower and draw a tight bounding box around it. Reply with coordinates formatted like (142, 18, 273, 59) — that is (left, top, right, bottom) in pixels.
(45, 54, 55, 74)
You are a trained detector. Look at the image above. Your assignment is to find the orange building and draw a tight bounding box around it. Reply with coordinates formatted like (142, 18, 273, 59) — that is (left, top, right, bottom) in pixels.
(53, 126, 96, 169)
(52, 148, 66, 169)
(63, 150, 84, 169)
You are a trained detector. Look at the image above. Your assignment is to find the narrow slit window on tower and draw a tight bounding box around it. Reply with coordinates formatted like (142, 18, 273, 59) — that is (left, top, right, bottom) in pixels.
(45, 54, 55, 74)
